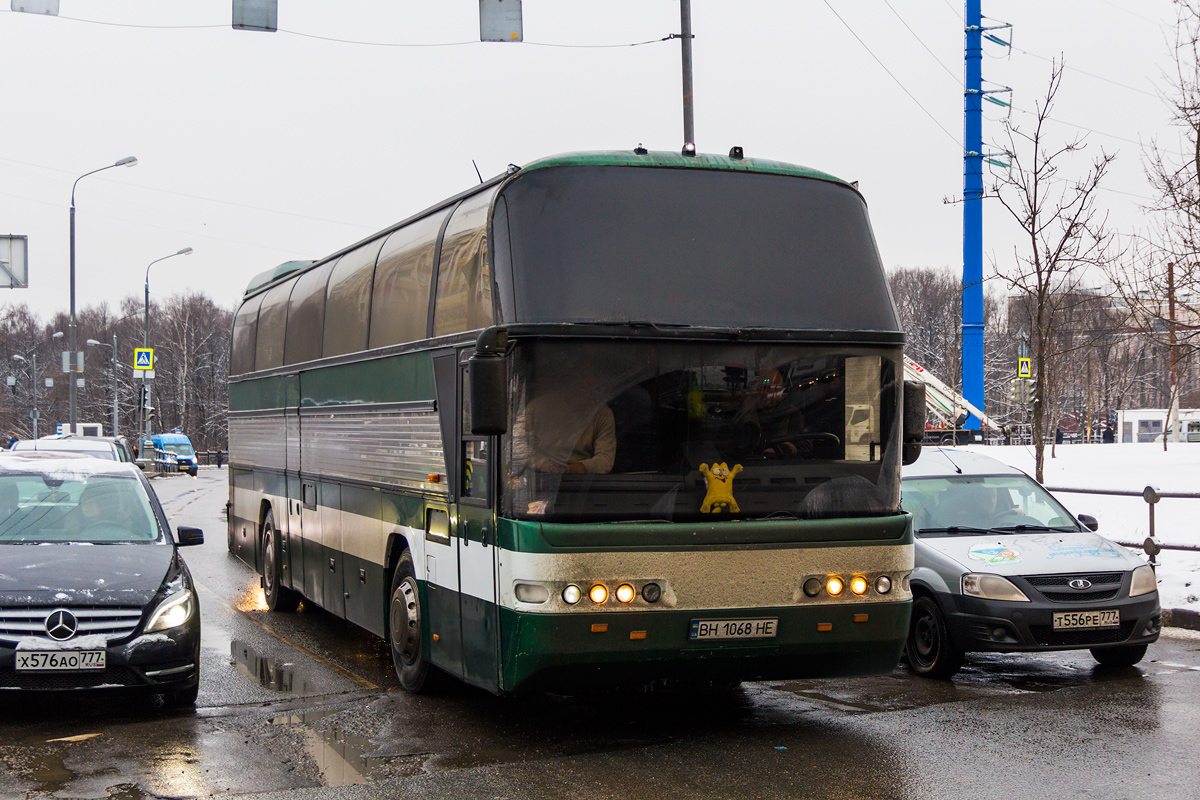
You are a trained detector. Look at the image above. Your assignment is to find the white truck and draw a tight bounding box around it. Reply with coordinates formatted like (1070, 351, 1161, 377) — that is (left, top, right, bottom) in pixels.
(902, 354, 1006, 444)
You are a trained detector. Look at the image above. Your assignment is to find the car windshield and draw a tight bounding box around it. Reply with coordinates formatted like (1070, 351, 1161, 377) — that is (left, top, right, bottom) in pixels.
(500, 340, 902, 522)
(902, 475, 1079, 536)
(0, 471, 161, 543)
(163, 443, 195, 457)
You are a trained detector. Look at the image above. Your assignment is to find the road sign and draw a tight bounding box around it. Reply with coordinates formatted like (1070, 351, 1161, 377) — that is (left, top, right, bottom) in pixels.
(1018, 357, 1031, 378)
(29, 409, 39, 420)
(134, 348, 154, 370)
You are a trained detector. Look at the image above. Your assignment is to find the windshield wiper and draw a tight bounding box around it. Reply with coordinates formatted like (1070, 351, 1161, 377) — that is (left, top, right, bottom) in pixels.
(991, 524, 1056, 532)
(918, 526, 992, 535)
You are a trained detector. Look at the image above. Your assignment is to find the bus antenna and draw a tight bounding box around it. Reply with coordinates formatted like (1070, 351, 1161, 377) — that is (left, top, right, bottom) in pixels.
(472, 160, 484, 184)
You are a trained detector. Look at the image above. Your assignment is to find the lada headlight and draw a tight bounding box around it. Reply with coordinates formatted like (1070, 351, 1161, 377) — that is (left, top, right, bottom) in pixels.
(1129, 565, 1157, 597)
(962, 573, 1030, 602)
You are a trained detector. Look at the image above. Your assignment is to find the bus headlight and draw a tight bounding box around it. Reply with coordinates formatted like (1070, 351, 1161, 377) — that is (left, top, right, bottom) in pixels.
(1129, 565, 1157, 597)
(849, 575, 869, 595)
(515, 583, 550, 604)
(616, 584, 636, 603)
(875, 575, 892, 594)
(641, 583, 662, 603)
(562, 585, 582, 605)
(826, 576, 844, 596)
(803, 578, 823, 597)
(589, 584, 608, 604)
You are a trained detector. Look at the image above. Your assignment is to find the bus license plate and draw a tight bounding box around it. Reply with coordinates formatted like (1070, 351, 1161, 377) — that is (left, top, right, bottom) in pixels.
(15, 650, 106, 671)
(1052, 610, 1120, 630)
(690, 618, 778, 641)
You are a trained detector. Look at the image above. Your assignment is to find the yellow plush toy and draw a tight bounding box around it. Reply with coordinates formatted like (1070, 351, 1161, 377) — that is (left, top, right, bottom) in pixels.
(699, 462, 743, 513)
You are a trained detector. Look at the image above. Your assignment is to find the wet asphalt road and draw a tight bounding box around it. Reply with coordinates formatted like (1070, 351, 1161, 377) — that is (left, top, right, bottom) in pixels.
(1, 468, 1198, 800)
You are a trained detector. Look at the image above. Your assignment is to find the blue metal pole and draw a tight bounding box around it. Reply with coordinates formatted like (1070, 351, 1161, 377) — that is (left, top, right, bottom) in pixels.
(962, 0, 985, 429)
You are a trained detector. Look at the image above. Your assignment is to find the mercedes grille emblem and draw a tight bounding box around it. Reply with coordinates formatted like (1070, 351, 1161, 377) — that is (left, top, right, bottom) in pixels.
(1068, 579, 1093, 590)
(44, 609, 79, 641)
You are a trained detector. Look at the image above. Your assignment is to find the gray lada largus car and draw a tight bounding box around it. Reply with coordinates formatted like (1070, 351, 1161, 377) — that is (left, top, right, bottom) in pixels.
(901, 448, 1161, 678)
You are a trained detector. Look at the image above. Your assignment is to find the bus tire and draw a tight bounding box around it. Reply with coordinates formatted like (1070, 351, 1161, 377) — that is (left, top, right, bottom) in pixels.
(389, 550, 438, 693)
(906, 595, 963, 679)
(262, 509, 300, 613)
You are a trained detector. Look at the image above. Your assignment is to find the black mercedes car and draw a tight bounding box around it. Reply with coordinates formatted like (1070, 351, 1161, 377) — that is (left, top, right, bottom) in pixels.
(0, 452, 203, 706)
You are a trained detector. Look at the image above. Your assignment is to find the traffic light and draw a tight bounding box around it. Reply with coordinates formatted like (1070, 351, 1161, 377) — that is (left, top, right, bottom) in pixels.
(1025, 378, 1037, 406)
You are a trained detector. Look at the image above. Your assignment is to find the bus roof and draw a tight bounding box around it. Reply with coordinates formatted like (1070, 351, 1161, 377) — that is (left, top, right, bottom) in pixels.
(240, 150, 856, 298)
(520, 150, 852, 186)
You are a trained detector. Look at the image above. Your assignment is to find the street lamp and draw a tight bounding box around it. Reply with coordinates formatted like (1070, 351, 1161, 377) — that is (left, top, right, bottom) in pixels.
(9, 331, 64, 439)
(70, 156, 137, 433)
(142, 247, 193, 446)
(86, 336, 119, 437)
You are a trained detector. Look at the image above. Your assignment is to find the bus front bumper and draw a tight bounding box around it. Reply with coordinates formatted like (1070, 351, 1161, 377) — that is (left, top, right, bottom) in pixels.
(498, 601, 910, 693)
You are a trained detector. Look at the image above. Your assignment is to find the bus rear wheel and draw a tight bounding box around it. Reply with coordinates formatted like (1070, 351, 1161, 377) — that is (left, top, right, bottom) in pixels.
(389, 550, 438, 693)
(262, 510, 300, 613)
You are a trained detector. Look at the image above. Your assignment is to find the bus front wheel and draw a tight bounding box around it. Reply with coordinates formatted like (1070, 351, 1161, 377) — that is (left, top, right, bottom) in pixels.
(389, 550, 438, 692)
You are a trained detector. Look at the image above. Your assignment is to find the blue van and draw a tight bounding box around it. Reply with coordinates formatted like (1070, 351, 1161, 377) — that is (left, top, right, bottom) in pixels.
(150, 431, 198, 476)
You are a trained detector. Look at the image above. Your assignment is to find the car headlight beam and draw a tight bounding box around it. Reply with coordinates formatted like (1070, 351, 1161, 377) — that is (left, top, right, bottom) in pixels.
(146, 589, 195, 632)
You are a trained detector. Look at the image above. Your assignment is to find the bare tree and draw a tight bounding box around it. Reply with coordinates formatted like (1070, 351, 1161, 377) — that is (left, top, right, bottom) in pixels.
(991, 63, 1117, 481)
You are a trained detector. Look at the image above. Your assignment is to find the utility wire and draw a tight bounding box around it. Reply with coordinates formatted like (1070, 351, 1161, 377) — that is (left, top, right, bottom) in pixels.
(0, 10, 669, 49)
(880, 0, 962, 87)
(1002, 45, 1160, 100)
(820, 0, 962, 147)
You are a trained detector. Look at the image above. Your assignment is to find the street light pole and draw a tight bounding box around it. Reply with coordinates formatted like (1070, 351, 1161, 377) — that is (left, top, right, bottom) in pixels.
(142, 247, 193, 447)
(86, 335, 119, 437)
(69, 156, 137, 433)
(11, 354, 37, 439)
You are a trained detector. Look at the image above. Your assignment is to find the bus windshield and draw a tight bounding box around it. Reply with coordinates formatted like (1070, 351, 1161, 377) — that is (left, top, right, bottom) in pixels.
(162, 443, 195, 458)
(502, 340, 901, 523)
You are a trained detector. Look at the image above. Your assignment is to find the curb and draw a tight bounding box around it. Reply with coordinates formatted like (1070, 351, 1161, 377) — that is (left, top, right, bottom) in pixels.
(1164, 608, 1200, 631)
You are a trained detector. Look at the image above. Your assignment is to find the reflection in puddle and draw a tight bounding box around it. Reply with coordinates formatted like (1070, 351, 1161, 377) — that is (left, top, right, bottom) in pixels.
(231, 640, 314, 693)
(270, 708, 390, 786)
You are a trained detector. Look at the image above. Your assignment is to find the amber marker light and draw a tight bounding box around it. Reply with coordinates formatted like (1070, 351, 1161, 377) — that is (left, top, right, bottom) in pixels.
(825, 576, 845, 596)
(616, 584, 636, 603)
(589, 584, 609, 604)
(850, 575, 869, 596)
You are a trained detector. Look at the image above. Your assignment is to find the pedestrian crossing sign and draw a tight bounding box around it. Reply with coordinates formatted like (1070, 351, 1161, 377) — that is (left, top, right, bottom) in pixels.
(134, 348, 154, 370)
(1018, 357, 1031, 378)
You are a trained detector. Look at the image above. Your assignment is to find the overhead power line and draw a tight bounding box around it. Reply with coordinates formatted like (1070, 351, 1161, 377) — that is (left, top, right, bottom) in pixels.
(820, 0, 962, 148)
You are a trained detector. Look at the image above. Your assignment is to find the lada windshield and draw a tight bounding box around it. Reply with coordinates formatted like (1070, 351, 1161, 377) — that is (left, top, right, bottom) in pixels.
(0, 472, 161, 543)
(902, 475, 1079, 535)
(501, 340, 902, 522)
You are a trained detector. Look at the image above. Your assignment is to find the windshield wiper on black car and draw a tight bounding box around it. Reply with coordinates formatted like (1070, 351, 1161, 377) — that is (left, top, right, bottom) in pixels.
(917, 526, 992, 535)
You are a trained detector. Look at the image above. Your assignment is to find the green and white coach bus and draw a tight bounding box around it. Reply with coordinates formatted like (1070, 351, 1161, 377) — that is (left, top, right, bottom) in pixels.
(228, 148, 926, 694)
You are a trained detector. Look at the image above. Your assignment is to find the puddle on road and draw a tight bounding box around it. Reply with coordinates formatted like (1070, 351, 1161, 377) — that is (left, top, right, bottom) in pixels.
(269, 707, 392, 786)
(231, 640, 316, 694)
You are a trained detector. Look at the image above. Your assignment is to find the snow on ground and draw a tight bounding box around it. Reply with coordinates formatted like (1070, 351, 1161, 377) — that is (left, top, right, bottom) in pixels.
(952, 442, 1200, 613)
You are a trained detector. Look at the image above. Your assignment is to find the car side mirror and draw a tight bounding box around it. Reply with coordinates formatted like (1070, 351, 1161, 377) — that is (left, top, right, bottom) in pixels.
(176, 526, 204, 546)
(902, 380, 927, 465)
(1077, 514, 1099, 532)
(469, 327, 509, 435)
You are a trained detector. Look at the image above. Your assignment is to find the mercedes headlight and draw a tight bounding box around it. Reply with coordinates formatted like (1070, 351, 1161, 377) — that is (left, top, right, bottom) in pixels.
(962, 573, 1030, 602)
(1129, 565, 1158, 598)
(146, 589, 195, 632)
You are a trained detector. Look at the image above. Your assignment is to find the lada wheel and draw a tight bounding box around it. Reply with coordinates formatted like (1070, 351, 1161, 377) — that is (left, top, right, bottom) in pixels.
(389, 550, 439, 693)
(907, 596, 964, 679)
(1090, 644, 1148, 668)
(262, 510, 300, 612)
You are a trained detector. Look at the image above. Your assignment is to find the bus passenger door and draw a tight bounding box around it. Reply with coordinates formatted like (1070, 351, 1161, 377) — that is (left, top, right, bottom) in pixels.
(424, 506, 463, 678)
(457, 364, 499, 689)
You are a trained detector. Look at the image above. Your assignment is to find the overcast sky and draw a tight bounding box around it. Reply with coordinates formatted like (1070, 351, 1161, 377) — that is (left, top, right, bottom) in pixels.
(0, 0, 1183, 321)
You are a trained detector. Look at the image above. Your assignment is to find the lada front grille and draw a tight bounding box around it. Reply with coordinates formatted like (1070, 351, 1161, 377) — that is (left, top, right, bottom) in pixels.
(0, 607, 143, 645)
(1020, 572, 1125, 604)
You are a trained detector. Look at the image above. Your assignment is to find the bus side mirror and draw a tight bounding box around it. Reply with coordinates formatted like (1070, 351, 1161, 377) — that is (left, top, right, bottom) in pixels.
(469, 327, 508, 435)
(902, 380, 926, 466)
